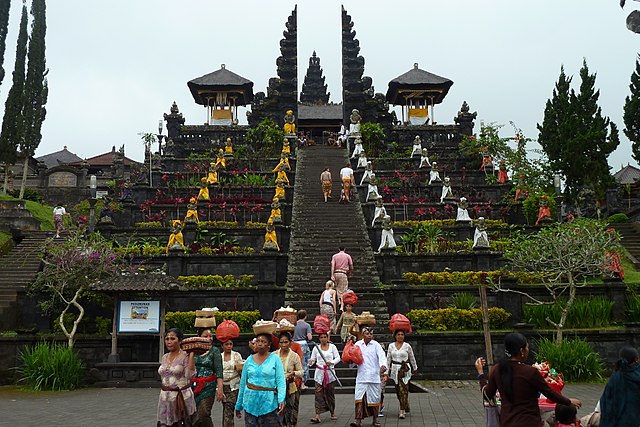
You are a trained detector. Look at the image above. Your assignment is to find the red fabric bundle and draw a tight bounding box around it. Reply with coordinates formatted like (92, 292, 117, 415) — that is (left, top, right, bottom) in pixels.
(313, 314, 331, 334)
(342, 291, 358, 306)
(389, 313, 412, 333)
(216, 319, 240, 342)
(341, 340, 364, 365)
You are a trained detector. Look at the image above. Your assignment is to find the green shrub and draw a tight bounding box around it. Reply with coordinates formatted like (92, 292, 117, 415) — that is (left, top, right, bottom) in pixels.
(448, 292, 478, 309)
(95, 316, 111, 335)
(18, 341, 85, 390)
(523, 297, 614, 329)
(407, 307, 510, 331)
(8, 187, 43, 203)
(626, 292, 640, 322)
(177, 274, 254, 288)
(534, 337, 603, 382)
(165, 310, 261, 335)
(607, 213, 628, 224)
(135, 221, 162, 228)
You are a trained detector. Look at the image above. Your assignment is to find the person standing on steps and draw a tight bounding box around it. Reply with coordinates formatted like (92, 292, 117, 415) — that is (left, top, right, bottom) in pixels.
(351, 327, 387, 427)
(320, 167, 332, 203)
(53, 202, 68, 238)
(292, 310, 313, 391)
(339, 162, 355, 203)
(331, 246, 353, 312)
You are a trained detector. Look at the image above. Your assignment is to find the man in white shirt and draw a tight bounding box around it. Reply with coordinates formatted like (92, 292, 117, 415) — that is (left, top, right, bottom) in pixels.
(352, 327, 387, 427)
(339, 162, 355, 203)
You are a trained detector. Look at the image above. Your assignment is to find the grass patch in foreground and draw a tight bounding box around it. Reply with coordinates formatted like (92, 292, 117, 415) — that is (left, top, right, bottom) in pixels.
(621, 251, 640, 284)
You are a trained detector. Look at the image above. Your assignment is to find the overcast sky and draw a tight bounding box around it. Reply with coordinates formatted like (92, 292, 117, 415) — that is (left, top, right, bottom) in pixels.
(0, 0, 637, 170)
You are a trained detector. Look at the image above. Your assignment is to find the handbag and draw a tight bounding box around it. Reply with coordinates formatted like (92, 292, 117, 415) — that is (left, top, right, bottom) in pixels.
(482, 386, 501, 427)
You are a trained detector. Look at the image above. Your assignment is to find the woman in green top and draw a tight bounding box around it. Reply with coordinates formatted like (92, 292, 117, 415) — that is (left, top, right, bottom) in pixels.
(191, 328, 225, 427)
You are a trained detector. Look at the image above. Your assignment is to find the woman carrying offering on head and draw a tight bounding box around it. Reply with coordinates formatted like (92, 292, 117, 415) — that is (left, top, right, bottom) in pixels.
(308, 332, 340, 424)
(157, 328, 197, 427)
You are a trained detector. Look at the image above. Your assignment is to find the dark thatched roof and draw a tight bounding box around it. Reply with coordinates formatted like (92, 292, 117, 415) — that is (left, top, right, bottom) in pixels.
(298, 104, 343, 121)
(36, 146, 83, 168)
(386, 63, 454, 105)
(187, 65, 254, 106)
(614, 164, 640, 185)
(91, 274, 183, 292)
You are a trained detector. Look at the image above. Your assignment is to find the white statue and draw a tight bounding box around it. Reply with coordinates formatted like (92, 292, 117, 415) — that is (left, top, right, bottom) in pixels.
(357, 151, 368, 169)
(440, 176, 454, 203)
(456, 197, 472, 223)
(350, 109, 362, 135)
(372, 198, 387, 227)
(366, 174, 380, 202)
(419, 148, 431, 168)
(378, 215, 397, 251)
(429, 161, 442, 185)
(351, 136, 364, 159)
(360, 161, 374, 185)
(473, 217, 490, 250)
(411, 135, 423, 157)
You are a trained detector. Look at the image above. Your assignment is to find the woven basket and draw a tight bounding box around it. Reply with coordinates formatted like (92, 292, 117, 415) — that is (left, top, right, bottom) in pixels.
(274, 310, 297, 324)
(355, 315, 376, 325)
(276, 325, 295, 333)
(195, 317, 217, 328)
(181, 337, 212, 355)
(195, 310, 216, 318)
(252, 322, 277, 335)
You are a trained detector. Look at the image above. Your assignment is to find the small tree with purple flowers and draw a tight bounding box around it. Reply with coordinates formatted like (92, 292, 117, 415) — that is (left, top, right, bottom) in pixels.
(29, 230, 133, 348)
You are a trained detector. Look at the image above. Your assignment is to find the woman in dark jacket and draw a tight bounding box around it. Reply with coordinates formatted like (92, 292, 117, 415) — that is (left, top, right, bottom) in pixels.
(599, 346, 640, 427)
(475, 333, 582, 427)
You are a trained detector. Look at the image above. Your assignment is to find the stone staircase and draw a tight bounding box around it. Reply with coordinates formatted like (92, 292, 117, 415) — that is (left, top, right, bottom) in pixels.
(0, 230, 57, 330)
(614, 222, 640, 269)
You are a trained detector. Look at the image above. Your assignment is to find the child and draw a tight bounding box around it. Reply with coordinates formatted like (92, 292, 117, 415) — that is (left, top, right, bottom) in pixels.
(554, 404, 579, 427)
(339, 187, 348, 203)
(335, 303, 357, 342)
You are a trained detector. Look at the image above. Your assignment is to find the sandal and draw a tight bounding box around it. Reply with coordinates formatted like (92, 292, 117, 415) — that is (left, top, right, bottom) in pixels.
(330, 415, 338, 420)
(399, 413, 406, 419)
(310, 418, 321, 424)
(372, 423, 381, 427)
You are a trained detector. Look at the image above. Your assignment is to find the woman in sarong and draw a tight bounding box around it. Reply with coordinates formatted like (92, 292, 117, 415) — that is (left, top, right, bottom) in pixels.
(52, 203, 66, 238)
(320, 167, 332, 203)
(221, 339, 243, 427)
(386, 330, 418, 419)
(191, 329, 224, 427)
(274, 332, 303, 427)
(318, 280, 337, 334)
(308, 333, 340, 424)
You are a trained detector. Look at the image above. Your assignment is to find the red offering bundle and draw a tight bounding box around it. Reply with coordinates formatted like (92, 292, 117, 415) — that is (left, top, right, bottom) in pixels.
(216, 319, 240, 342)
(389, 313, 412, 333)
(533, 361, 565, 402)
(342, 291, 358, 306)
(313, 314, 331, 334)
(341, 339, 364, 365)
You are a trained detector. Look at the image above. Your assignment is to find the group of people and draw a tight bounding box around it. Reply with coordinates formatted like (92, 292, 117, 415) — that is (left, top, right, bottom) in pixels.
(475, 332, 640, 427)
(320, 163, 355, 204)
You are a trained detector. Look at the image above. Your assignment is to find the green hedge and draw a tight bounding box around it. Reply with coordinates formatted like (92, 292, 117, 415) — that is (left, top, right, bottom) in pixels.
(523, 297, 614, 329)
(165, 310, 261, 335)
(407, 307, 511, 331)
(176, 274, 254, 288)
(402, 271, 543, 286)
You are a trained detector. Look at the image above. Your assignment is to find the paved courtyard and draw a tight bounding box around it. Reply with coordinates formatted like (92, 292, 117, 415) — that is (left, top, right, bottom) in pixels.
(0, 382, 604, 427)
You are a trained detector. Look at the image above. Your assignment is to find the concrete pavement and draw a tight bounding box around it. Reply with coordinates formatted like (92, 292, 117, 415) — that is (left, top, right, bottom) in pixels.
(0, 382, 604, 427)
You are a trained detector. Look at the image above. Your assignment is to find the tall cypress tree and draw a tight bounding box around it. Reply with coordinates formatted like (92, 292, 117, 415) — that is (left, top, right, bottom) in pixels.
(19, 0, 47, 199)
(0, 0, 11, 88)
(0, 2, 26, 194)
(623, 55, 640, 164)
(537, 60, 619, 201)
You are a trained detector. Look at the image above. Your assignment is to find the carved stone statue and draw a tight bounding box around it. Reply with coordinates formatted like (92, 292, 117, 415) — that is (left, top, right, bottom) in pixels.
(349, 109, 362, 136)
(207, 163, 219, 185)
(535, 195, 553, 225)
(163, 137, 176, 158)
(357, 151, 368, 169)
(119, 179, 134, 203)
(269, 199, 282, 224)
(440, 176, 454, 203)
(282, 138, 291, 155)
(360, 161, 374, 185)
(274, 177, 286, 200)
(366, 174, 380, 202)
(224, 137, 233, 156)
(428, 162, 442, 185)
(372, 198, 387, 227)
(419, 148, 431, 168)
(411, 136, 423, 157)
(473, 217, 490, 250)
(263, 220, 280, 251)
(152, 153, 164, 171)
(351, 136, 364, 159)
(214, 149, 226, 169)
(283, 110, 296, 135)
(273, 153, 291, 172)
(378, 215, 397, 252)
(276, 165, 290, 186)
(456, 197, 472, 223)
(184, 197, 199, 223)
(98, 196, 115, 225)
(497, 160, 509, 184)
(166, 220, 185, 253)
(480, 146, 494, 171)
(515, 174, 527, 202)
(198, 177, 210, 201)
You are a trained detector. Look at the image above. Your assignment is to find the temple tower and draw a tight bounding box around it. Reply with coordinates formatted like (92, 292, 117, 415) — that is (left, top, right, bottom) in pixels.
(300, 51, 330, 104)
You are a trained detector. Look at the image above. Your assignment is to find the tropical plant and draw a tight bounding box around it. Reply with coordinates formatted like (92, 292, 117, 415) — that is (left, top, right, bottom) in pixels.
(18, 341, 85, 390)
(244, 118, 284, 159)
(359, 122, 386, 156)
(535, 337, 603, 382)
(448, 292, 478, 309)
(523, 296, 614, 328)
(626, 291, 640, 322)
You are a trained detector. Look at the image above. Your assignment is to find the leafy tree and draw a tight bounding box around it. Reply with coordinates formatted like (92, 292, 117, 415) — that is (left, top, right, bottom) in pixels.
(538, 61, 619, 202)
(18, 0, 48, 199)
(30, 230, 132, 348)
(359, 122, 385, 157)
(494, 218, 622, 345)
(623, 55, 640, 164)
(0, 0, 11, 88)
(244, 117, 284, 160)
(0, 2, 26, 194)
